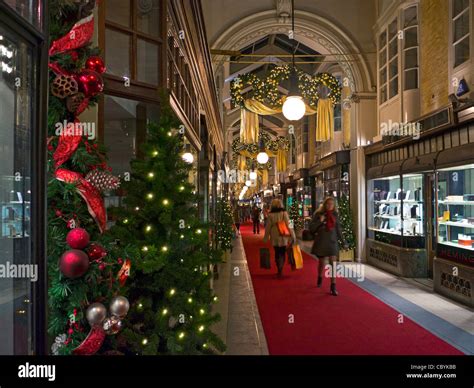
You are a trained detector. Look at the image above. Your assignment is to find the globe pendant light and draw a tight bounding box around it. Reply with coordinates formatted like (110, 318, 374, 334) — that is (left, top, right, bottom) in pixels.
(282, 69, 306, 121)
(282, 0, 306, 122)
(182, 143, 194, 164)
(256, 138, 269, 164)
(249, 162, 257, 180)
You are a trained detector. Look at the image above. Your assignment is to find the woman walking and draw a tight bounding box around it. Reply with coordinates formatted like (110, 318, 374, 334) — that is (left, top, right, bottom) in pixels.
(309, 197, 347, 296)
(263, 198, 295, 278)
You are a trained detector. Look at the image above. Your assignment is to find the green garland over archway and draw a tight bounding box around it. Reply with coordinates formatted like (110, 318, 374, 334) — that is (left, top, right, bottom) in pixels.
(231, 65, 342, 109)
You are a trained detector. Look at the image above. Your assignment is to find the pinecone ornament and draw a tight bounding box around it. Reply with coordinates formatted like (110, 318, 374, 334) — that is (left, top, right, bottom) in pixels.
(85, 170, 120, 192)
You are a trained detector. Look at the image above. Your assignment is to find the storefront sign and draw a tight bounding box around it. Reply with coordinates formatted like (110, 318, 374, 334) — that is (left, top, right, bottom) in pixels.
(368, 245, 398, 268)
(437, 245, 474, 267)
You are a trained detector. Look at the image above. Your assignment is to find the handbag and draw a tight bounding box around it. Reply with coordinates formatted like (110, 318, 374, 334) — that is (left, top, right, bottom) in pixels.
(259, 248, 271, 269)
(277, 220, 291, 237)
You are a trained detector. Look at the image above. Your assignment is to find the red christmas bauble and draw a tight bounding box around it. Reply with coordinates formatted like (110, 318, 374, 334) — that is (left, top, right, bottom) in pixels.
(85, 56, 106, 74)
(87, 243, 107, 261)
(76, 70, 104, 97)
(66, 228, 90, 249)
(60, 250, 90, 279)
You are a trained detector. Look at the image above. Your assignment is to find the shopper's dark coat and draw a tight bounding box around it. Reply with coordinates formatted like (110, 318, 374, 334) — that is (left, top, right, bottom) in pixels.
(309, 210, 344, 257)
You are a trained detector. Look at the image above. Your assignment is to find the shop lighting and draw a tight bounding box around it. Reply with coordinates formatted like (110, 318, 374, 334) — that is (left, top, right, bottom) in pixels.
(182, 144, 194, 164)
(282, 0, 306, 121)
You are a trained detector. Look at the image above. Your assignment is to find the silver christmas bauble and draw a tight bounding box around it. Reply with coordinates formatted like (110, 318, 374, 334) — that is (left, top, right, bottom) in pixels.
(109, 296, 130, 318)
(103, 316, 123, 335)
(86, 303, 107, 326)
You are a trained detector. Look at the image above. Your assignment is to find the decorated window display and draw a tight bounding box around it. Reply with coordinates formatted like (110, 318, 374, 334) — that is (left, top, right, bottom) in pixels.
(368, 174, 425, 249)
(437, 164, 474, 266)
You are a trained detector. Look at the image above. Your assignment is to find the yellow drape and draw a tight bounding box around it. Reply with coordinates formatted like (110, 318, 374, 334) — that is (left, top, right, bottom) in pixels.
(277, 148, 287, 172)
(262, 169, 268, 186)
(240, 108, 259, 144)
(238, 155, 246, 170)
(342, 86, 351, 146)
(316, 98, 334, 142)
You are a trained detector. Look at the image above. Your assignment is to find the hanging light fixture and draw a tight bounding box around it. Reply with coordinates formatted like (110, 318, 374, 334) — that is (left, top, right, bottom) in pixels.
(256, 118, 269, 164)
(249, 162, 257, 180)
(282, 0, 306, 122)
(182, 144, 194, 164)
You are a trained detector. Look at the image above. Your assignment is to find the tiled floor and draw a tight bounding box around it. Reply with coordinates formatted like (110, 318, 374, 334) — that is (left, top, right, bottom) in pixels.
(213, 235, 268, 355)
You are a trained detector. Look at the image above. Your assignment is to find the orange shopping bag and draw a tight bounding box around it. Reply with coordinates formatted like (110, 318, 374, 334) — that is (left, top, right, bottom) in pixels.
(292, 244, 303, 269)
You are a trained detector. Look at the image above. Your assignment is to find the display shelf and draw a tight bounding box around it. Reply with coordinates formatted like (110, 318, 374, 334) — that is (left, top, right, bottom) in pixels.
(438, 221, 474, 229)
(375, 200, 424, 204)
(374, 215, 401, 219)
(438, 200, 474, 205)
(438, 241, 474, 251)
(369, 227, 402, 236)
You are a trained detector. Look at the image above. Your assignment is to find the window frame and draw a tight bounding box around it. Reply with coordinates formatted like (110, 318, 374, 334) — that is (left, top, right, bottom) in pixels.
(378, 16, 400, 106)
(402, 4, 419, 91)
(451, 0, 471, 69)
(100, 0, 167, 92)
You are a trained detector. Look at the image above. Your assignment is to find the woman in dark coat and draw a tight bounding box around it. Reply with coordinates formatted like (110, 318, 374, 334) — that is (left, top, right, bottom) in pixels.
(309, 197, 347, 296)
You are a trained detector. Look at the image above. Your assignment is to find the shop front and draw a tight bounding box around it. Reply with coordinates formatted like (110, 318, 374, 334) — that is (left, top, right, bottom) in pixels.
(0, 1, 48, 354)
(365, 106, 474, 306)
(293, 169, 312, 229)
(309, 149, 351, 209)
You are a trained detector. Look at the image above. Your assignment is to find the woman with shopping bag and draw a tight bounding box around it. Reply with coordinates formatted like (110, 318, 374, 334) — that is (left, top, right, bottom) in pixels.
(309, 197, 348, 296)
(263, 198, 295, 278)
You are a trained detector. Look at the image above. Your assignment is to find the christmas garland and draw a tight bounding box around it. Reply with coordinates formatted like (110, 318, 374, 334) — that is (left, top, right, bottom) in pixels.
(231, 65, 341, 109)
(231, 131, 290, 156)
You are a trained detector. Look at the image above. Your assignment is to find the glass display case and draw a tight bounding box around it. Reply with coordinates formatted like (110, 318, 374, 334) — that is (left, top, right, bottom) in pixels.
(368, 174, 425, 248)
(368, 175, 403, 245)
(437, 164, 474, 254)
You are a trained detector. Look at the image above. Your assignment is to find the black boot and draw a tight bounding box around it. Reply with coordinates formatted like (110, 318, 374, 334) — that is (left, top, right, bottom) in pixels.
(330, 283, 338, 296)
(317, 277, 323, 287)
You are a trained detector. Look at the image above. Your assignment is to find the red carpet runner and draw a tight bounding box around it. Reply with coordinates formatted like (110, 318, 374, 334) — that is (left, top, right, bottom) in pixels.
(240, 223, 463, 355)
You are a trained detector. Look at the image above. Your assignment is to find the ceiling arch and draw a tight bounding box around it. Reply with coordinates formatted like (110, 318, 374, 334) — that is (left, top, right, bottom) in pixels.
(212, 10, 374, 93)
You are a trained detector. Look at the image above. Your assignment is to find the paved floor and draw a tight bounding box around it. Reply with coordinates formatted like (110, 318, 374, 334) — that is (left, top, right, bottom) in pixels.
(213, 234, 268, 355)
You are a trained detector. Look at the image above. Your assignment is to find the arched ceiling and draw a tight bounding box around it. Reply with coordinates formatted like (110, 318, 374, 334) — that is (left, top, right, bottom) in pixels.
(202, 0, 377, 92)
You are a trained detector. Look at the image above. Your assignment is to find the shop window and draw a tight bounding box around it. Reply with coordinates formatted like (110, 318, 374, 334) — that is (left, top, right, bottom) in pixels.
(104, 0, 162, 85)
(103, 95, 160, 211)
(4, 0, 42, 28)
(452, 0, 470, 68)
(0, 21, 36, 354)
(368, 174, 425, 249)
(437, 164, 474, 255)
